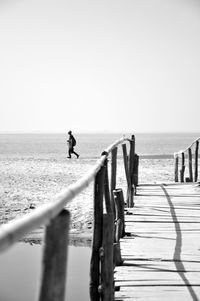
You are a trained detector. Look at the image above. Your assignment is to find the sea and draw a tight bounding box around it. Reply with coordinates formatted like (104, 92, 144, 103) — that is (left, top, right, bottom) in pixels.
(1, 132, 199, 159)
(0, 132, 199, 301)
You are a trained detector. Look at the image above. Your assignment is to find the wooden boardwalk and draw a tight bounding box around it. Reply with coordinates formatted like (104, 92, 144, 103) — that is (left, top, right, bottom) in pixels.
(114, 183, 200, 301)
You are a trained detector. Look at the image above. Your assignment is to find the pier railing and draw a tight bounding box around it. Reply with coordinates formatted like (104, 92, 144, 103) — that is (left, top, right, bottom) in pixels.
(174, 137, 200, 183)
(0, 134, 139, 301)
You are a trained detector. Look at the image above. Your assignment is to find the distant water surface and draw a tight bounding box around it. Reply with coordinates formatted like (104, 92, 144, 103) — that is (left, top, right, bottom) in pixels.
(1, 132, 199, 159)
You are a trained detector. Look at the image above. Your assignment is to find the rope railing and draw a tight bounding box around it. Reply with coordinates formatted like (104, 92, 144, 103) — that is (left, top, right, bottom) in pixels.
(174, 137, 200, 183)
(0, 134, 139, 301)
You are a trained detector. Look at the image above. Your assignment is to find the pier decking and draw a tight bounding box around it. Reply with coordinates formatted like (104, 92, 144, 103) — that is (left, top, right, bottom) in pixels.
(115, 183, 200, 301)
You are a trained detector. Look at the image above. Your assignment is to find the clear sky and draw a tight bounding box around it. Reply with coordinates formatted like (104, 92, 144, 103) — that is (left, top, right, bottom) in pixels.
(0, 0, 200, 133)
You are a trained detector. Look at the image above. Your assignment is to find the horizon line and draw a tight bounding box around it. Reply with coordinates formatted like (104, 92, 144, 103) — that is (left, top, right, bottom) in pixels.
(0, 130, 200, 135)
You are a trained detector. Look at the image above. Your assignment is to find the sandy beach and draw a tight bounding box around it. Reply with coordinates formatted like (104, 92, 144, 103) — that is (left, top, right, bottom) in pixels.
(0, 155, 175, 244)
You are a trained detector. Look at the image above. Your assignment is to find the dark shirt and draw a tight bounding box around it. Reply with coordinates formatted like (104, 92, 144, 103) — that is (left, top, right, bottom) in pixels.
(68, 134, 76, 149)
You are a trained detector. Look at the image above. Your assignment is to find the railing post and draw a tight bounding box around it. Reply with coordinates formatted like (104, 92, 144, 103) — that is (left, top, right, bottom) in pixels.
(180, 152, 185, 182)
(90, 165, 105, 301)
(113, 189, 124, 267)
(174, 155, 179, 182)
(195, 141, 199, 182)
(38, 209, 70, 301)
(133, 154, 139, 188)
(188, 148, 193, 182)
(100, 213, 114, 301)
(129, 135, 135, 206)
(113, 189, 125, 238)
(104, 158, 113, 214)
(110, 147, 118, 218)
(122, 143, 131, 207)
(98, 157, 115, 301)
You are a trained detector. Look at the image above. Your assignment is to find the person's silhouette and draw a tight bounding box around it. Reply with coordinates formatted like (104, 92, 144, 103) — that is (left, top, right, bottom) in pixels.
(67, 131, 79, 158)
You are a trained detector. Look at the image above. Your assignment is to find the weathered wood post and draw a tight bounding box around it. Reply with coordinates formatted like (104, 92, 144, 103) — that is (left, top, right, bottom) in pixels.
(174, 155, 179, 182)
(90, 165, 105, 301)
(122, 143, 131, 207)
(188, 148, 193, 182)
(113, 189, 125, 238)
(100, 213, 114, 301)
(194, 141, 199, 182)
(133, 154, 139, 188)
(38, 209, 70, 301)
(113, 189, 124, 267)
(104, 157, 113, 214)
(180, 152, 185, 183)
(110, 147, 118, 217)
(100, 158, 115, 301)
(128, 135, 135, 207)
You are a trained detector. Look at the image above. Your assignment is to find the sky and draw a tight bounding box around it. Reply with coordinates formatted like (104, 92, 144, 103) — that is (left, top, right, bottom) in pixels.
(0, 0, 200, 133)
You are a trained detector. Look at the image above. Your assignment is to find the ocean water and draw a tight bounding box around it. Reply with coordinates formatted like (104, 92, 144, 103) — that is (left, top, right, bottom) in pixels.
(1, 132, 199, 158)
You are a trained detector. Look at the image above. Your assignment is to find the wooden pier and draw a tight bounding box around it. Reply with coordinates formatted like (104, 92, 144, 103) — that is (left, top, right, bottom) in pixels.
(115, 182, 200, 301)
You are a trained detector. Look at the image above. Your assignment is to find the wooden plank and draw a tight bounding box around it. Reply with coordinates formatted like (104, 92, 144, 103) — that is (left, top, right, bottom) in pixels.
(114, 183, 200, 301)
(115, 260, 200, 272)
(115, 286, 200, 301)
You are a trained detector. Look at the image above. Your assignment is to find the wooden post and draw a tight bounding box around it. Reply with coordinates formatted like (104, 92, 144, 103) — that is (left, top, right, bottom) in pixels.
(194, 141, 199, 182)
(113, 219, 123, 267)
(122, 143, 131, 207)
(133, 154, 139, 187)
(180, 152, 185, 183)
(100, 213, 114, 301)
(104, 159, 113, 214)
(188, 148, 193, 182)
(113, 189, 125, 238)
(122, 144, 133, 207)
(38, 209, 70, 301)
(174, 156, 179, 182)
(113, 189, 124, 267)
(113, 241, 123, 267)
(110, 148, 117, 216)
(90, 165, 105, 301)
(128, 135, 135, 207)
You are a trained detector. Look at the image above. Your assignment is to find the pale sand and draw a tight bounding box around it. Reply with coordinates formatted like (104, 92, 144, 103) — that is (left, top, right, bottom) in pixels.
(0, 157, 175, 244)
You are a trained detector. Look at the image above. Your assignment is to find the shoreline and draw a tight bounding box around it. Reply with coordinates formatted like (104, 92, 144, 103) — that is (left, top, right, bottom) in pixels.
(20, 228, 92, 247)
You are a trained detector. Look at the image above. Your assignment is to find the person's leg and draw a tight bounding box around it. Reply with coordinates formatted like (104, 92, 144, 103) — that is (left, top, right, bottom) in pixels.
(72, 150, 79, 158)
(67, 148, 72, 158)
